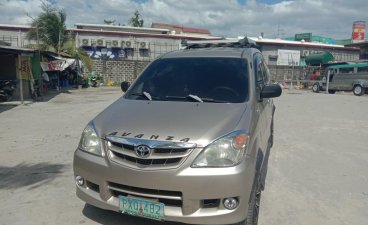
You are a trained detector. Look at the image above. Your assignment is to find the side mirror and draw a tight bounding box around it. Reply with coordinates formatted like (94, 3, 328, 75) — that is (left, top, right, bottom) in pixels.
(260, 84, 282, 99)
(121, 81, 130, 92)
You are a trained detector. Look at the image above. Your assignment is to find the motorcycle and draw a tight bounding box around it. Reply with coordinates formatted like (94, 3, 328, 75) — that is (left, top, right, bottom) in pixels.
(0, 80, 16, 102)
(91, 77, 98, 87)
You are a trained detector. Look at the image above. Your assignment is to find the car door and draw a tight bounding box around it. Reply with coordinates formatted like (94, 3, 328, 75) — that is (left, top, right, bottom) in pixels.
(254, 53, 270, 154)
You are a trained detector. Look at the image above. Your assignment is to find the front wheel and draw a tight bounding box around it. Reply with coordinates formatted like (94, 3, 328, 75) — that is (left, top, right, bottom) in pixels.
(353, 85, 364, 96)
(233, 176, 261, 225)
(312, 83, 319, 93)
(328, 89, 336, 94)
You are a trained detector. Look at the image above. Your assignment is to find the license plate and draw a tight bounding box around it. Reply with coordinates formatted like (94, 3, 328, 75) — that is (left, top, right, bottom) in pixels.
(119, 196, 164, 221)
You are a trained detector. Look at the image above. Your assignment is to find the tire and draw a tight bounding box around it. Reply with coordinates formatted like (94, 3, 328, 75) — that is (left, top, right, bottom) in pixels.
(328, 89, 336, 94)
(269, 118, 274, 148)
(246, 176, 261, 225)
(353, 85, 364, 96)
(232, 175, 261, 225)
(312, 83, 319, 93)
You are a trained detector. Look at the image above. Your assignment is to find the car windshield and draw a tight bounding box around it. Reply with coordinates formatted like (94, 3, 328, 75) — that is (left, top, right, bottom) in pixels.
(125, 57, 249, 103)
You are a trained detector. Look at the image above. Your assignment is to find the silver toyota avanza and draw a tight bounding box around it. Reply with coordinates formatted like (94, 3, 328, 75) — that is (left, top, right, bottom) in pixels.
(73, 38, 282, 225)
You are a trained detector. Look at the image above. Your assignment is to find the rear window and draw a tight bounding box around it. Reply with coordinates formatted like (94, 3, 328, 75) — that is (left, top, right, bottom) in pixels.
(125, 57, 249, 103)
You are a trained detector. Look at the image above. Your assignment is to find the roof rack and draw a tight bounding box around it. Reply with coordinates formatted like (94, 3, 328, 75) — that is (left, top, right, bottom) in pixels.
(182, 37, 258, 49)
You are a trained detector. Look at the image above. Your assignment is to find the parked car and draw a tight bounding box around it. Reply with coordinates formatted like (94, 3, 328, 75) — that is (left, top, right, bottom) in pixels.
(73, 37, 282, 225)
(312, 63, 368, 96)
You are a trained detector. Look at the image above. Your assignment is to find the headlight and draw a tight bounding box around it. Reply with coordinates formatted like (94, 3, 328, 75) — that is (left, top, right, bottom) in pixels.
(78, 122, 103, 156)
(192, 131, 249, 167)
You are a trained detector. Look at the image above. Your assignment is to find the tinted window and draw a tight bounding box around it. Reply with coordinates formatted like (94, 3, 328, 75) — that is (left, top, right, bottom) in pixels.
(339, 67, 354, 74)
(357, 66, 368, 73)
(125, 57, 249, 103)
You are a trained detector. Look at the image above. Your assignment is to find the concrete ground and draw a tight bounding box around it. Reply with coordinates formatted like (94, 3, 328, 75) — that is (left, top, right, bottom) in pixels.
(0, 87, 367, 225)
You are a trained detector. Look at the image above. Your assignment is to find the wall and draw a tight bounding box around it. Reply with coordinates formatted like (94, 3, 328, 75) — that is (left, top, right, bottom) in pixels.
(77, 33, 180, 61)
(0, 28, 35, 47)
(88, 60, 150, 83)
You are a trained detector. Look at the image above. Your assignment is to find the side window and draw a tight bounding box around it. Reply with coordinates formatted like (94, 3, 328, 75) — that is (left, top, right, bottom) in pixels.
(254, 53, 265, 86)
(260, 61, 270, 84)
(357, 66, 368, 73)
(339, 67, 354, 74)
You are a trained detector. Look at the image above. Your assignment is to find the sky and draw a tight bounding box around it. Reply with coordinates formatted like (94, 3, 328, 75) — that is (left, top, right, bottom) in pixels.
(0, 0, 367, 40)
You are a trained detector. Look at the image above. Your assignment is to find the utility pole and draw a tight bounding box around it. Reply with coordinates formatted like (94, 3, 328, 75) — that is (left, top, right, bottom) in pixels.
(27, 13, 43, 95)
(326, 70, 330, 94)
(57, 29, 61, 91)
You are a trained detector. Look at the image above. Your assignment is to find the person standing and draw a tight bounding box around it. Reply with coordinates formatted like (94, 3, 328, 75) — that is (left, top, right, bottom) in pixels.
(42, 71, 50, 94)
(310, 70, 316, 80)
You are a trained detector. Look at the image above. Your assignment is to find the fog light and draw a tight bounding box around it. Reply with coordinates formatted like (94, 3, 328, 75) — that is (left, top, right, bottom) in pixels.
(223, 197, 238, 210)
(75, 176, 84, 186)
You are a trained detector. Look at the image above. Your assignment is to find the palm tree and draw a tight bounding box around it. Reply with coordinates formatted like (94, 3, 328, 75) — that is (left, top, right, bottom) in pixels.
(27, 2, 68, 53)
(128, 10, 144, 27)
(27, 2, 92, 72)
(63, 33, 92, 71)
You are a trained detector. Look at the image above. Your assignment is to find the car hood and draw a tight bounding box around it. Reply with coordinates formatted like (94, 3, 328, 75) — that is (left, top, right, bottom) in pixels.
(93, 98, 247, 147)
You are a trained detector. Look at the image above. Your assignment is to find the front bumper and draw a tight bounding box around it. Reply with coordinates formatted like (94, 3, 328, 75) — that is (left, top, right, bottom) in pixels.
(73, 149, 255, 225)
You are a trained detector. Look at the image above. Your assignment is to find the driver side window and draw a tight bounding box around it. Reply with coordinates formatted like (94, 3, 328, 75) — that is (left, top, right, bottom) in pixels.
(256, 58, 267, 87)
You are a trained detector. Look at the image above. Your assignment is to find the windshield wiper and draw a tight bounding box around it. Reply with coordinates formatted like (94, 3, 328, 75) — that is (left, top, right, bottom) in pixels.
(187, 94, 203, 103)
(165, 94, 202, 102)
(131, 91, 152, 100)
(165, 95, 228, 103)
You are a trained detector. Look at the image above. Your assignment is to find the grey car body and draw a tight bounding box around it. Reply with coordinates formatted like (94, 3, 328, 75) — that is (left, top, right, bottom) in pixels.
(73, 39, 282, 225)
(312, 63, 368, 96)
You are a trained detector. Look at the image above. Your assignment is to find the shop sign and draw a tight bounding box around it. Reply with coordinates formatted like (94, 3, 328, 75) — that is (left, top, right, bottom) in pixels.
(20, 56, 31, 79)
(277, 49, 301, 66)
(295, 33, 312, 41)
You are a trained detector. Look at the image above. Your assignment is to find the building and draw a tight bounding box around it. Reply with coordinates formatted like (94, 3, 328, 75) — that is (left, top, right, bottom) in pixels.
(151, 22, 211, 37)
(0, 45, 38, 100)
(73, 23, 218, 62)
(0, 24, 34, 48)
(0, 22, 220, 84)
(248, 37, 360, 81)
(71, 23, 220, 83)
(0, 23, 362, 84)
(345, 41, 368, 60)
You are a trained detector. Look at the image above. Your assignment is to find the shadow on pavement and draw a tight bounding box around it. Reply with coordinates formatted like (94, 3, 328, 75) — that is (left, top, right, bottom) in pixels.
(0, 162, 66, 189)
(82, 204, 187, 225)
(0, 103, 17, 113)
(34, 89, 73, 102)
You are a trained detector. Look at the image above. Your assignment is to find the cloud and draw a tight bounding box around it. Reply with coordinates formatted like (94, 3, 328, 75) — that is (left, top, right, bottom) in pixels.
(0, 0, 367, 39)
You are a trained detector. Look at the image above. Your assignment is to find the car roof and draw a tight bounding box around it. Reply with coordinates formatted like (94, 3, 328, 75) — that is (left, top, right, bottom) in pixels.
(328, 62, 368, 69)
(160, 47, 257, 59)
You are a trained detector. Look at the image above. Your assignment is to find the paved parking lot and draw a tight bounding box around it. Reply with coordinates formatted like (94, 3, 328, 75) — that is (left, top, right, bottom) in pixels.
(0, 87, 367, 225)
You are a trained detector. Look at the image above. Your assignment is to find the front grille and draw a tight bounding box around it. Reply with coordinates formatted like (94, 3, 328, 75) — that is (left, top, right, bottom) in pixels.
(108, 182, 182, 207)
(106, 139, 194, 169)
(113, 151, 182, 166)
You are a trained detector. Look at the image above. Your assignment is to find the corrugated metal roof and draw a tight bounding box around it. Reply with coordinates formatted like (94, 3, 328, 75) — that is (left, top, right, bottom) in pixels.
(247, 37, 360, 51)
(0, 45, 36, 54)
(72, 28, 220, 40)
(74, 23, 170, 33)
(305, 52, 334, 66)
(151, 23, 211, 35)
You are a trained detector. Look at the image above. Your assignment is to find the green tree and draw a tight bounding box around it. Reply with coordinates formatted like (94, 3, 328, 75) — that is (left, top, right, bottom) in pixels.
(63, 33, 93, 71)
(27, 2, 68, 53)
(128, 10, 144, 27)
(27, 2, 92, 71)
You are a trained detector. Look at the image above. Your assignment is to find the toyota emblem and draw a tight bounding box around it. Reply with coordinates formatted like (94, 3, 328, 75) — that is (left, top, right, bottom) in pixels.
(134, 145, 152, 158)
